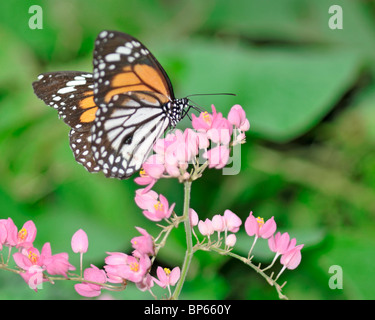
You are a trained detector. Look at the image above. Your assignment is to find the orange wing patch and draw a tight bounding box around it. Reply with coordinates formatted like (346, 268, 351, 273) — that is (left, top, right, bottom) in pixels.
(80, 95, 95, 109)
(134, 64, 169, 97)
(79, 90, 98, 123)
(112, 71, 140, 88)
(104, 64, 171, 104)
(80, 107, 97, 123)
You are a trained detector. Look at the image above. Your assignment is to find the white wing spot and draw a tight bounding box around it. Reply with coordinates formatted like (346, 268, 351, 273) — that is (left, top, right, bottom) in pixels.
(116, 46, 132, 55)
(58, 87, 76, 94)
(105, 53, 121, 62)
(99, 31, 108, 38)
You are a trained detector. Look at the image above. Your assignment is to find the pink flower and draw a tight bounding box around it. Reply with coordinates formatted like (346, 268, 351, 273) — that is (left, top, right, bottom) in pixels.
(184, 129, 209, 157)
(0, 221, 7, 251)
(120, 253, 151, 283)
(198, 219, 214, 237)
(104, 252, 151, 284)
(193, 105, 233, 145)
(16, 220, 37, 249)
(71, 229, 88, 254)
(136, 273, 155, 292)
(0, 218, 19, 247)
(223, 210, 242, 233)
(135, 188, 159, 210)
(13, 247, 42, 270)
(142, 155, 165, 179)
(153, 132, 178, 155)
(245, 212, 276, 239)
(21, 265, 46, 292)
(226, 234, 237, 247)
(104, 252, 129, 283)
(142, 193, 175, 222)
(154, 266, 180, 288)
(192, 105, 217, 131)
(203, 145, 230, 169)
(189, 208, 199, 227)
(0, 218, 37, 249)
(207, 118, 232, 145)
(13, 244, 75, 291)
(228, 105, 250, 131)
(280, 244, 304, 270)
(105, 252, 128, 266)
(39, 242, 75, 278)
(75, 264, 107, 297)
(268, 232, 297, 255)
(212, 215, 225, 233)
(13, 248, 46, 292)
(14, 243, 75, 279)
(174, 130, 194, 163)
(131, 227, 155, 256)
(134, 169, 157, 193)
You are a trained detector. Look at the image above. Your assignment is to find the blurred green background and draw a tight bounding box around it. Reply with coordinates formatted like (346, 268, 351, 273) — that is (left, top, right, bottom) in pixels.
(1, 0, 375, 300)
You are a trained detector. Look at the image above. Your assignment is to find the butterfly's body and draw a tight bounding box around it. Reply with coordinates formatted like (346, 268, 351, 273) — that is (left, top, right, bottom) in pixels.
(33, 31, 190, 179)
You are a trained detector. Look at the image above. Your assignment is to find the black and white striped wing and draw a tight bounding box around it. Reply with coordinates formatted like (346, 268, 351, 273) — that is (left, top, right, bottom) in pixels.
(91, 91, 170, 178)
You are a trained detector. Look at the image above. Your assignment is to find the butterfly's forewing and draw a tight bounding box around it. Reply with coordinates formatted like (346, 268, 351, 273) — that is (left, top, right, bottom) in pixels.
(89, 31, 176, 178)
(92, 30, 174, 106)
(32, 72, 101, 173)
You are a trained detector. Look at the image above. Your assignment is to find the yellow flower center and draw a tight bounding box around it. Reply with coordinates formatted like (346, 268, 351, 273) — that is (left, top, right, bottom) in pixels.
(18, 228, 27, 242)
(256, 217, 264, 228)
(139, 168, 146, 177)
(202, 112, 212, 125)
(154, 201, 163, 211)
(164, 268, 171, 275)
(28, 251, 38, 265)
(130, 262, 139, 272)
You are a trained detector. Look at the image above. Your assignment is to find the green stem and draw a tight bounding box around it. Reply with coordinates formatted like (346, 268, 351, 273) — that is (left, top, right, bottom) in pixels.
(171, 180, 193, 300)
(201, 245, 288, 300)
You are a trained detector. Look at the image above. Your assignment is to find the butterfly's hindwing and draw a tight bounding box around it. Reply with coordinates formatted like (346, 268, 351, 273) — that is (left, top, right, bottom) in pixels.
(70, 128, 101, 173)
(32, 72, 97, 132)
(33, 72, 104, 173)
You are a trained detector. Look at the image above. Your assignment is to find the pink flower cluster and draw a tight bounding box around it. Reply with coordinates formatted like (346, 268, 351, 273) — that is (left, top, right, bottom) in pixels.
(70, 226, 181, 297)
(102, 227, 180, 296)
(191, 209, 241, 247)
(191, 210, 304, 272)
(135, 104, 250, 190)
(0, 218, 75, 291)
(244, 212, 304, 270)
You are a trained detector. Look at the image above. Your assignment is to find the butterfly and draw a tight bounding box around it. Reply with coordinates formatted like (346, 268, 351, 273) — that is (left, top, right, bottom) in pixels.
(32, 30, 192, 179)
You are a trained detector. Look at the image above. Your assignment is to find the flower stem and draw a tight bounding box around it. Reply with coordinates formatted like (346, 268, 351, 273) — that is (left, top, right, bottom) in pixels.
(171, 180, 193, 300)
(202, 245, 288, 300)
(248, 235, 258, 259)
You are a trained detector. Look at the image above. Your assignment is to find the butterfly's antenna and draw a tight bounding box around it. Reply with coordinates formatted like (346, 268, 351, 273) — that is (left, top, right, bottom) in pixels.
(185, 92, 236, 98)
